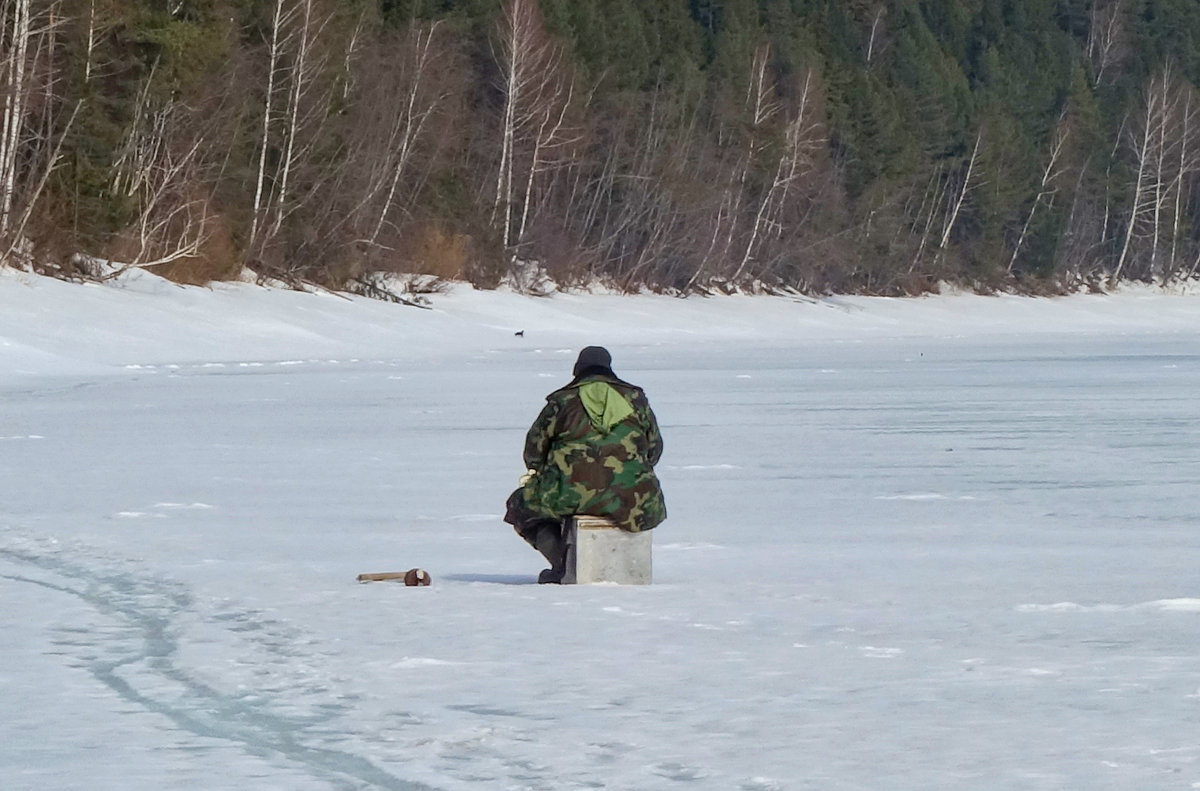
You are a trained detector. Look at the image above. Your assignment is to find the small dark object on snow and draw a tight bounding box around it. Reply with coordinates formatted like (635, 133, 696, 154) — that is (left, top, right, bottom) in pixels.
(515, 330, 525, 337)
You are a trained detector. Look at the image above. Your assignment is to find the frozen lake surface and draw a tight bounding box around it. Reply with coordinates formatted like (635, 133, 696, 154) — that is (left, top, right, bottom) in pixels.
(2, 271, 1199, 790)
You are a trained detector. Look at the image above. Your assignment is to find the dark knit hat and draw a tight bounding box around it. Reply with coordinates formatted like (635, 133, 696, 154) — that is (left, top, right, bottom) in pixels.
(573, 345, 613, 377)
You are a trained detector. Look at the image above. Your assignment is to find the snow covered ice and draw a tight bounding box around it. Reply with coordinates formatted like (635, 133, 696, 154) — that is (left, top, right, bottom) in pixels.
(2, 268, 1200, 790)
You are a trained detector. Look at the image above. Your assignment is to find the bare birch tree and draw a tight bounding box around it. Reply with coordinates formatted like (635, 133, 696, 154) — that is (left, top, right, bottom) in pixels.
(248, 0, 335, 264)
(908, 164, 951, 273)
(906, 129, 985, 277)
(1, 0, 35, 235)
(848, 2, 887, 65)
(935, 128, 984, 266)
(1087, 0, 1127, 87)
(1008, 109, 1070, 274)
(104, 67, 211, 274)
(732, 65, 825, 283)
(367, 22, 443, 245)
(1113, 67, 1194, 281)
(303, 20, 460, 271)
(1167, 85, 1199, 280)
(0, 0, 68, 264)
(269, 0, 318, 239)
(723, 43, 777, 284)
(249, 0, 288, 248)
(492, 0, 577, 265)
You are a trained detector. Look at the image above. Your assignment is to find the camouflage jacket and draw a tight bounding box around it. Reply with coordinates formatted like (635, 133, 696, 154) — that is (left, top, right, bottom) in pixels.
(517, 374, 666, 532)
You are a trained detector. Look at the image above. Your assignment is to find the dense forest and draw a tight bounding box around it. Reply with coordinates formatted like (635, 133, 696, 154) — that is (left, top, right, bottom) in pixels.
(2, 0, 1200, 295)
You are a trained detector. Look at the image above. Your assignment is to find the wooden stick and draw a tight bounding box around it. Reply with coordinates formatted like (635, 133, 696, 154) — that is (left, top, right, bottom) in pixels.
(357, 571, 407, 582)
(356, 568, 431, 585)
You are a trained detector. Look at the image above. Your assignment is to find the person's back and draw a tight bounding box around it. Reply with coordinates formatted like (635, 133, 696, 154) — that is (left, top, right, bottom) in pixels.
(505, 346, 666, 582)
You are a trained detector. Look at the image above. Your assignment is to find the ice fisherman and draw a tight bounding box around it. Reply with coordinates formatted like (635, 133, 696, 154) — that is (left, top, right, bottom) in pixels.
(504, 346, 666, 583)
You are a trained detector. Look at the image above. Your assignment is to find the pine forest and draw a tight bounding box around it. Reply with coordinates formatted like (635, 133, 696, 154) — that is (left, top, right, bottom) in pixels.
(2, 0, 1200, 295)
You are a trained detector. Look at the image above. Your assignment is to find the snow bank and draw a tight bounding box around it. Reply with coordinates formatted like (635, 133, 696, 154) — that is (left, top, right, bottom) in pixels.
(3, 267, 1199, 375)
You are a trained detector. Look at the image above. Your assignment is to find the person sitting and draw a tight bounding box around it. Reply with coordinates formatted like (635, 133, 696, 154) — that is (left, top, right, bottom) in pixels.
(504, 346, 666, 583)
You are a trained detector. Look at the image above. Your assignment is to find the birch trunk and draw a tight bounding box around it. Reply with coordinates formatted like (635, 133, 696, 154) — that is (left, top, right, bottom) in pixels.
(1, 0, 31, 234)
(491, 0, 573, 265)
(370, 23, 439, 244)
(735, 81, 817, 282)
(866, 8, 884, 64)
(1114, 98, 1155, 281)
(935, 129, 983, 263)
(84, 0, 95, 82)
(250, 0, 286, 248)
(910, 167, 948, 273)
(1150, 69, 1170, 276)
(5, 98, 79, 258)
(516, 82, 572, 250)
(1169, 90, 1192, 278)
(492, 0, 523, 252)
(1088, 0, 1124, 88)
(1008, 113, 1069, 274)
(271, 0, 313, 237)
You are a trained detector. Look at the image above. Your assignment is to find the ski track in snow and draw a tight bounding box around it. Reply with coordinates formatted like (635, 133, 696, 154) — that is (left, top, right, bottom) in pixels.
(0, 535, 436, 791)
(2, 529, 779, 790)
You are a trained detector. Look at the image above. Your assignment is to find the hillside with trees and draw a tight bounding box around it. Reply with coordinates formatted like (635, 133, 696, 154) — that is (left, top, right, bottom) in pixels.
(2, 0, 1200, 295)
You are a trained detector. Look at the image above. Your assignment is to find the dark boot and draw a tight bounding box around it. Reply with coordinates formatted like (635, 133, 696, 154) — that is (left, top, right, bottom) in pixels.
(533, 522, 567, 584)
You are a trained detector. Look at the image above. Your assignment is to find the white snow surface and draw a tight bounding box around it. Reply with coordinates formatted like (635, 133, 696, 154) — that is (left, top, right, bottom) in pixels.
(2, 267, 1200, 790)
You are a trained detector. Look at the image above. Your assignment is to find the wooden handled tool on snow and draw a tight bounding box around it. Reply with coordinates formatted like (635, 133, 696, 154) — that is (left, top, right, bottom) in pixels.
(357, 568, 431, 585)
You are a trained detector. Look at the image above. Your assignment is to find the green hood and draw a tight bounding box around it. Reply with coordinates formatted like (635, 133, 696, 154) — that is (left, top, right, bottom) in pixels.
(578, 381, 635, 433)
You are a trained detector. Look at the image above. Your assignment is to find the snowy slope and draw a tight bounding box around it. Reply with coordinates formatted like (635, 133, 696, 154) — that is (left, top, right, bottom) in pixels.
(2, 269, 1200, 790)
(3, 266, 1199, 373)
